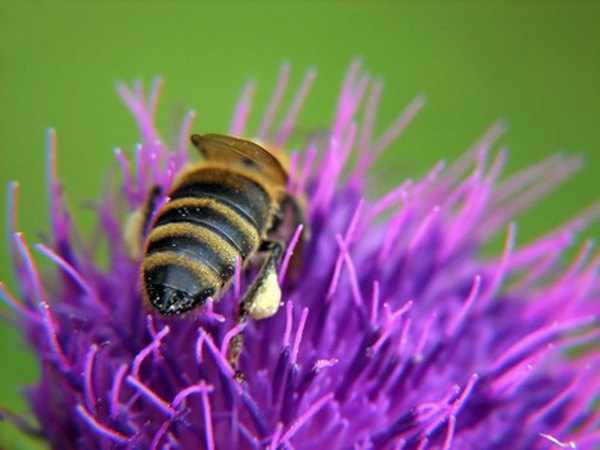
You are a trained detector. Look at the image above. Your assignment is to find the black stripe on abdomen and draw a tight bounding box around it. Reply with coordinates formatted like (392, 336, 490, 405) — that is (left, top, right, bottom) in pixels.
(169, 169, 272, 231)
(146, 233, 235, 282)
(153, 200, 255, 259)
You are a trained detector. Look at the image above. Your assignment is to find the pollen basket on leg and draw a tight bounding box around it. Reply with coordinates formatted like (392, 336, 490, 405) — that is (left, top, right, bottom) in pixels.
(250, 268, 282, 320)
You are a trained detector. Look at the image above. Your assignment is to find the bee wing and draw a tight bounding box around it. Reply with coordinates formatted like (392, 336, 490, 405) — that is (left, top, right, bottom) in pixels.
(191, 134, 288, 186)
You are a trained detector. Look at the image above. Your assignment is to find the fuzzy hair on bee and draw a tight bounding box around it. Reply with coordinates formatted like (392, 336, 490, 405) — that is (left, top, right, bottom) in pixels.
(126, 133, 306, 376)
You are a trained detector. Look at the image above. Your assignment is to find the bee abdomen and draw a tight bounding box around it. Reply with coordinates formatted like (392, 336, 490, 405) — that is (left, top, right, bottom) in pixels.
(143, 258, 217, 315)
(142, 221, 241, 315)
(145, 223, 241, 282)
(146, 234, 234, 279)
(153, 198, 257, 259)
(141, 166, 277, 316)
(169, 168, 272, 231)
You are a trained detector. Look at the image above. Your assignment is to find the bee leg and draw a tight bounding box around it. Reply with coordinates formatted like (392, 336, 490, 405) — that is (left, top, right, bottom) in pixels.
(286, 194, 309, 237)
(124, 185, 163, 259)
(227, 240, 283, 380)
(270, 193, 308, 234)
(274, 193, 309, 281)
(141, 186, 164, 232)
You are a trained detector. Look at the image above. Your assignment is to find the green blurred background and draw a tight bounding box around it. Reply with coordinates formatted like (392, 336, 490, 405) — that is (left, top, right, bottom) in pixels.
(0, 1, 599, 448)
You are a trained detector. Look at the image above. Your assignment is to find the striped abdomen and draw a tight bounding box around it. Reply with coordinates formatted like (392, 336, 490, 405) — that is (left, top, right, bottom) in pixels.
(142, 167, 274, 315)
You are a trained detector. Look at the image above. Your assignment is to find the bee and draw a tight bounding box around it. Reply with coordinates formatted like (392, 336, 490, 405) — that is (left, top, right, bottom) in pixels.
(130, 133, 306, 375)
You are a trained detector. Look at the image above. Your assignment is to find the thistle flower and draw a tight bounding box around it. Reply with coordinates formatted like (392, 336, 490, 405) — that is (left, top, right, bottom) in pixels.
(2, 61, 600, 450)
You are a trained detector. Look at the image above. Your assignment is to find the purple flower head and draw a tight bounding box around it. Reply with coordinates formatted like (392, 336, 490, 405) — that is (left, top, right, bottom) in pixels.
(2, 61, 600, 449)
